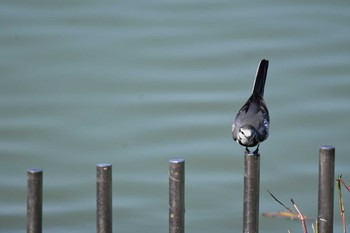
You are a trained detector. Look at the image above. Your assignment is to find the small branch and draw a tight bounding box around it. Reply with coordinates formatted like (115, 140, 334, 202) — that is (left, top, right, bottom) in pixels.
(311, 223, 315, 233)
(337, 176, 346, 233)
(267, 190, 296, 215)
(339, 175, 350, 193)
(291, 198, 308, 233)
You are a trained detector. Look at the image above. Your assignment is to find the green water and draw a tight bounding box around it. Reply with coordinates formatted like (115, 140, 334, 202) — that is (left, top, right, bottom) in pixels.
(1, 1, 350, 232)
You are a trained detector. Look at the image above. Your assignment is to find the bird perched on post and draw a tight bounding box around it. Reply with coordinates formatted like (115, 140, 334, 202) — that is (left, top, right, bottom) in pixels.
(232, 59, 270, 154)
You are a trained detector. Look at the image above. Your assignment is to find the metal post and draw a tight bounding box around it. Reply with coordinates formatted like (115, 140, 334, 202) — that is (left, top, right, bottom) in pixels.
(169, 159, 185, 233)
(243, 151, 260, 233)
(96, 163, 112, 233)
(27, 169, 43, 233)
(318, 146, 335, 233)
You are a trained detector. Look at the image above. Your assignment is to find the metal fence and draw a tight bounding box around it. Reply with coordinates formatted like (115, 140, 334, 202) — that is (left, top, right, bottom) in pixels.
(26, 146, 335, 233)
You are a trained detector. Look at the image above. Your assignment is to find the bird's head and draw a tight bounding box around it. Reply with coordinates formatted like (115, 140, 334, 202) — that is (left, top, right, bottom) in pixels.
(237, 125, 257, 147)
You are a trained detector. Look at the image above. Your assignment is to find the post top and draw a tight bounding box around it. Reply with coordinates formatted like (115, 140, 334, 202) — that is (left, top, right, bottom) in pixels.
(96, 163, 112, 168)
(169, 158, 185, 164)
(320, 145, 335, 150)
(27, 168, 43, 173)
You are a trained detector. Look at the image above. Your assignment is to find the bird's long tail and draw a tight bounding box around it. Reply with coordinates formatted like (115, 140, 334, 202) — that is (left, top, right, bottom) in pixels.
(252, 59, 269, 97)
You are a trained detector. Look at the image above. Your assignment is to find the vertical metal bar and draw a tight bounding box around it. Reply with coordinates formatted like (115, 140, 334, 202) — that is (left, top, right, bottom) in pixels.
(27, 169, 43, 233)
(96, 163, 112, 233)
(243, 151, 260, 233)
(169, 159, 185, 233)
(318, 146, 335, 233)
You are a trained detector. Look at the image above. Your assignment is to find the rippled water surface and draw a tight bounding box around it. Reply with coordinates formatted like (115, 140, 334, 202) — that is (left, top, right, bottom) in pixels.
(1, 1, 350, 232)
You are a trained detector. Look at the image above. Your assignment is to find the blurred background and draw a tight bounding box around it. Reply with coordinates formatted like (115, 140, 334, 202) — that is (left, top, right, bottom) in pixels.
(1, 1, 350, 232)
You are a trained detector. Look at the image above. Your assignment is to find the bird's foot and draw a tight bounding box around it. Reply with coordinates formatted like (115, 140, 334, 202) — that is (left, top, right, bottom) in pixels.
(245, 145, 260, 156)
(252, 144, 260, 156)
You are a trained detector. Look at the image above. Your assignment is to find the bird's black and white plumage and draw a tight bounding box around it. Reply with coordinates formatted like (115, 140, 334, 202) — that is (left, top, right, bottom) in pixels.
(232, 59, 270, 154)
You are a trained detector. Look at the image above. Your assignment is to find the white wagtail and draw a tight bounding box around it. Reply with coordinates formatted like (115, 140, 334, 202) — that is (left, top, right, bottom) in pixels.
(232, 59, 270, 154)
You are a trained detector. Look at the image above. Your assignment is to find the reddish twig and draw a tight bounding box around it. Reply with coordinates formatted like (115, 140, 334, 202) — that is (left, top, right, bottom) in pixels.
(267, 190, 296, 215)
(267, 190, 312, 233)
(339, 175, 350, 192)
(337, 175, 347, 233)
(291, 198, 308, 233)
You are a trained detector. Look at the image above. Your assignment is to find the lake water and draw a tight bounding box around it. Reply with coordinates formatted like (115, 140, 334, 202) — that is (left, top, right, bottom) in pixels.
(1, 1, 350, 232)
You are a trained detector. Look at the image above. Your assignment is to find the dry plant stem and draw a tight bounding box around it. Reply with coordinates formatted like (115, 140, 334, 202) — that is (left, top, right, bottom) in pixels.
(339, 176, 350, 192)
(291, 199, 308, 233)
(267, 190, 296, 215)
(337, 177, 346, 233)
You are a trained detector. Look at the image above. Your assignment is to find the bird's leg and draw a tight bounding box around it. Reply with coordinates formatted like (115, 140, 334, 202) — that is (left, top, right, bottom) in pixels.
(253, 144, 260, 155)
(245, 147, 250, 153)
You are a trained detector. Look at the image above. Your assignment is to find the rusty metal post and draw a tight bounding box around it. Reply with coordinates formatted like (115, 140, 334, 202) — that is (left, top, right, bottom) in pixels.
(318, 146, 335, 233)
(169, 159, 185, 233)
(27, 169, 43, 233)
(243, 151, 260, 233)
(96, 163, 112, 233)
